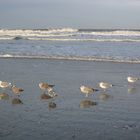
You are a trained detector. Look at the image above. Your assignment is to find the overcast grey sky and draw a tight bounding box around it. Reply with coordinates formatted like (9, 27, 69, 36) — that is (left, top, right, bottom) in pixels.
(0, 0, 140, 29)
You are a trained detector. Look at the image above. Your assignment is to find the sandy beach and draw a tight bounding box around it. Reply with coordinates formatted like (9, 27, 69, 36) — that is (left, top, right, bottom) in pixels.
(0, 58, 140, 140)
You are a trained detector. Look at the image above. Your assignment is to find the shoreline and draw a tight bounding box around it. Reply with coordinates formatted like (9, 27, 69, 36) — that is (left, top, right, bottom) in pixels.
(1, 55, 140, 64)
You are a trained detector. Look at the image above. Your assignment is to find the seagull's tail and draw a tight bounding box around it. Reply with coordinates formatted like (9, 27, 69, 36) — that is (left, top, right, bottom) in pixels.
(94, 89, 99, 92)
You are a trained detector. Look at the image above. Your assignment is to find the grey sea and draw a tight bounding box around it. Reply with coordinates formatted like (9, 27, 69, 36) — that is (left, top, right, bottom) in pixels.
(0, 28, 140, 62)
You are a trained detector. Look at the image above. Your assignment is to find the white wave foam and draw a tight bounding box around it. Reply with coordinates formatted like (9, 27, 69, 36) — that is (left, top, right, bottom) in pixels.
(0, 37, 14, 40)
(27, 37, 140, 42)
(0, 54, 140, 64)
(1, 54, 14, 57)
(0, 28, 77, 36)
(0, 28, 140, 42)
(90, 30, 140, 36)
(47, 28, 78, 33)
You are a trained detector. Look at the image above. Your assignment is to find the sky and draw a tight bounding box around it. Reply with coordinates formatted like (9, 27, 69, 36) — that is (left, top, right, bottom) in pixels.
(0, 0, 140, 29)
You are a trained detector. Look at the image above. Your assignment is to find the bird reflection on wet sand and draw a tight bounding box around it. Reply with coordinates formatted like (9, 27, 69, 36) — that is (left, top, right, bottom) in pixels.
(12, 98, 23, 105)
(48, 102, 57, 109)
(0, 93, 9, 100)
(40, 93, 53, 100)
(127, 87, 137, 94)
(40, 93, 57, 109)
(80, 99, 97, 108)
(99, 93, 111, 101)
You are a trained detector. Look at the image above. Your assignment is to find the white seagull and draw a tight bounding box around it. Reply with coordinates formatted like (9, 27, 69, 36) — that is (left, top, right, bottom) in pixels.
(99, 82, 113, 91)
(80, 85, 99, 97)
(0, 81, 12, 89)
(127, 76, 139, 83)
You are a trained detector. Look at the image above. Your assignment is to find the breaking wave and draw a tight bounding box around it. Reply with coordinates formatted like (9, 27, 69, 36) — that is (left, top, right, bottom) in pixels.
(1, 28, 140, 63)
(0, 28, 140, 42)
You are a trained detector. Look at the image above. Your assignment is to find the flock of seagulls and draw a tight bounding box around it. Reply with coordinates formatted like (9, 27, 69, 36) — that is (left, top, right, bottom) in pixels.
(0, 81, 24, 96)
(0, 76, 139, 105)
(80, 76, 139, 97)
(80, 82, 114, 97)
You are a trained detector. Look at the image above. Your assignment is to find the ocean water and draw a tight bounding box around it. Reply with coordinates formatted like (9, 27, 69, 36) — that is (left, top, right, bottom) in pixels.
(0, 28, 140, 63)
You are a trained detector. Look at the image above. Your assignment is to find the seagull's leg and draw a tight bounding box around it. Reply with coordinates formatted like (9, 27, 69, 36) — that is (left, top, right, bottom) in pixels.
(85, 94, 88, 98)
(103, 89, 106, 92)
(17, 94, 20, 98)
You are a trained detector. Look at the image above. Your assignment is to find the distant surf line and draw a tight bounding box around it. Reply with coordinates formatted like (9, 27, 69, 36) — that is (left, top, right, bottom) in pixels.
(0, 28, 140, 42)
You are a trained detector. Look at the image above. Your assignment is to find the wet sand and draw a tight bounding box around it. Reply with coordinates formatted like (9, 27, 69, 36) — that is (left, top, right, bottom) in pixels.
(0, 58, 140, 140)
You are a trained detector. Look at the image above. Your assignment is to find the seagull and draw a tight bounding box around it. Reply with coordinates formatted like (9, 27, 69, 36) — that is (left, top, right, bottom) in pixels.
(0, 81, 12, 89)
(39, 82, 54, 92)
(99, 82, 113, 91)
(12, 85, 24, 96)
(127, 76, 139, 83)
(80, 85, 99, 97)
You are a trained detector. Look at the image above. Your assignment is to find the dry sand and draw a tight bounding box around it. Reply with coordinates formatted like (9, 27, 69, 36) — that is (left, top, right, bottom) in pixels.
(0, 58, 140, 140)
